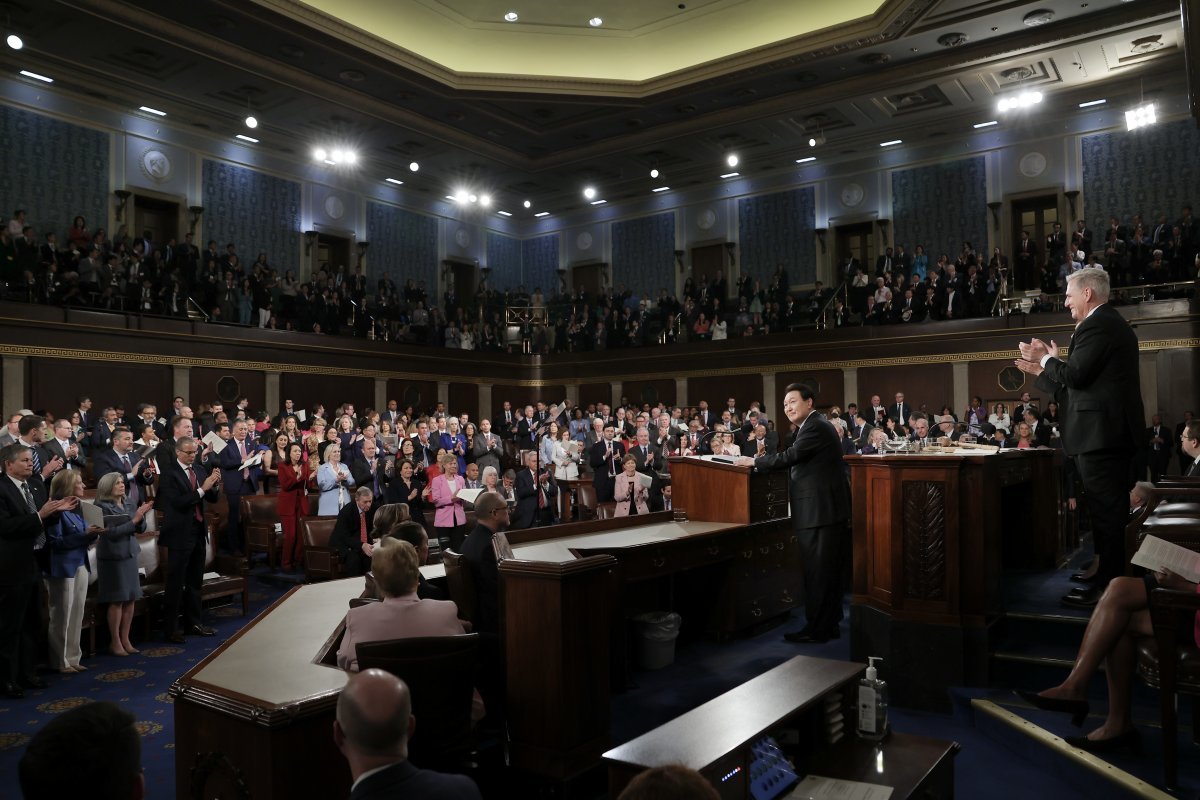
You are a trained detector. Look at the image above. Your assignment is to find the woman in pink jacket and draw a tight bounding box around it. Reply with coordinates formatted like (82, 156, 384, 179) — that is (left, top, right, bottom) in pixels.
(430, 451, 467, 551)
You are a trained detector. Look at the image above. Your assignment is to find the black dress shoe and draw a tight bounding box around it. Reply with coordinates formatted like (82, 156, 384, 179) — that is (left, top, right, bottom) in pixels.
(1065, 728, 1142, 754)
(1069, 572, 1097, 584)
(187, 625, 216, 637)
(2, 682, 25, 699)
(1061, 586, 1101, 608)
(167, 632, 186, 644)
(1015, 690, 1090, 727)
(20, 675, 47, 690)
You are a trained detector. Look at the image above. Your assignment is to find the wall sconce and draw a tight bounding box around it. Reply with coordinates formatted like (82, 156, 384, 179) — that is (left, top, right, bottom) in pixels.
(1064, 190, 1080, 221)
(724, 241, 736, 266)
(987, 201, 1003, 231)
(814, 228, 828, 255)
(304, 230, 318, 256)
(356, 241, 370, 268)
(114, 190, 132, 222)
(188, 205, 205, 235)
(674, 250, 686, 272)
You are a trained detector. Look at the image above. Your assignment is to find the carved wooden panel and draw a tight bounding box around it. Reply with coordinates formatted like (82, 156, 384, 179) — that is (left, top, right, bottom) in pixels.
(902, 480, 946, 600)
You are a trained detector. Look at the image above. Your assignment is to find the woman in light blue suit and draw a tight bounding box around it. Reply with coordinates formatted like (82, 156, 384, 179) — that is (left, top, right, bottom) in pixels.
(316, 443, 355, 515)
(45, 470, 100, 672)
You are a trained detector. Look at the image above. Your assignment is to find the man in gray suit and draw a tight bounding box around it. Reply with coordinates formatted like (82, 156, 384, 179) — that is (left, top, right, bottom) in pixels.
(738, 383, 850, 643)
(470, 418, 502, 475)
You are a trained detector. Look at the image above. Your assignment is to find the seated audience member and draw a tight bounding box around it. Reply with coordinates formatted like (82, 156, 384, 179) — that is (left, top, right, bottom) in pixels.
(336, 539, 470, 672)
(933, 414, 960, 443)
(614, 454, 649, 516)
(461, 491, 509, 636)
(19, 701, 145, 800)
(1019, 558, 1199, 752)
(617, 764, 720, 800)
(330, 487, 377, 577)
(333, 670, 482, 800)
(387, 520, 445, 600)
(907, 412, 930, 441)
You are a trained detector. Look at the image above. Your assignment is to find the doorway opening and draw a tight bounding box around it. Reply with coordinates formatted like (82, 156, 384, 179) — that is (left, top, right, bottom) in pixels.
(131, 195, 181, 250)
(1011, 194, 1058, 291)
(316, 233, 353, 279)
(444, 260, 478, 310)
(572, 262, 606, 298)
(835, 222, 875, 282)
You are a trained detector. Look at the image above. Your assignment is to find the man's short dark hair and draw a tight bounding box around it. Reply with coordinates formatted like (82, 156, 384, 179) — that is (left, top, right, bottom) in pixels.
(911, 411, 928, 423)
(17, 414, 43, 436)
(19, 701, 141, 800)
(1185, 419, 1200, 442)
(390, 521, 427, 550)
(783, 382, 816, 402)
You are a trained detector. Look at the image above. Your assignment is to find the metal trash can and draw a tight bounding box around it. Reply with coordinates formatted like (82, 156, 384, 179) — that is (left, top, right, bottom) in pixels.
(633, 612, 682, 670)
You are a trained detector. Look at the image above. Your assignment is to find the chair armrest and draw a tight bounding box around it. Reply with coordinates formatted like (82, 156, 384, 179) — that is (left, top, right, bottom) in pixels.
(1148, 587, 1200, 614)
(213, 553, 247, 575)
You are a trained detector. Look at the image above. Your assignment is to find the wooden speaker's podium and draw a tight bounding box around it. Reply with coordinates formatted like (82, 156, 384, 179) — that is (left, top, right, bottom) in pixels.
(667, 455, 789, 523)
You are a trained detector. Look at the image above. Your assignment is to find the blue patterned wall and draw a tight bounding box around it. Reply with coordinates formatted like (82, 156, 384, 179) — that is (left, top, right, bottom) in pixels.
(202, 160, 300, 267)
(0, 107, 108, 241)
(612, 212, 675, 298)
(737, 187, 816, 285)
(486, 231, 522, 288)
(891, 156, 986, 263)
(1082, 119, 1200, 235)
(365, 201, 438, 292)
(521, 234, 560, 293)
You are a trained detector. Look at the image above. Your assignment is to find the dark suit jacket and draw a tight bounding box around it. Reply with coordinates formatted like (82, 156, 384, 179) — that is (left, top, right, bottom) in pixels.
(0, 477, 47, 585)
(37, 438, 86, 480)
(91, 447, 155, 497)
(888, 403, 910, 423)
(350, 456, 389, 499)
(348, 755, 481, 800)
(588, 439, 625, 496)
(752, 412, 849, 529)
(155, 460, 218, 551)
(330, 502, 377, 576)
(461, 523, 500, 635)
(470, 433, 502, 473)
(1034, 303, 1144, 456)
(219, 437, 260, 495)
(513, 469, 557, 529)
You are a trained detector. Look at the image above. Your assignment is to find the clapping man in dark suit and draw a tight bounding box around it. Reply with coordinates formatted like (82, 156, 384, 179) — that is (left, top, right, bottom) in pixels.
(588, 423, 625, 502)
(1016, 267, 1144, 607)
(37, 418, 86, 482)
(350, 439, 389, 502)
(471, 418, 502, 475)
(157, 437, 220, 643)
(0, 443, 76, 697)
(218, 420, 260, 554)
(738, 384, 850, 644)
(513, 452, 556, 529)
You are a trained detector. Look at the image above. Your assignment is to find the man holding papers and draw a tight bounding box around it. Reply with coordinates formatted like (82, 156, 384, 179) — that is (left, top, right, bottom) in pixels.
(218, 420, 261, 554)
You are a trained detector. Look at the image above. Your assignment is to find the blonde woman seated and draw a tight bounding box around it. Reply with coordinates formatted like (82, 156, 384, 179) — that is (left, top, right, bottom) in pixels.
(335, 538, 485, 721)
(614, 454, 650, 517)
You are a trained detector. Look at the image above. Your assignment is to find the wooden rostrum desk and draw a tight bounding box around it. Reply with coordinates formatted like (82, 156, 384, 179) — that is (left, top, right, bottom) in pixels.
(171, 457, 798, 795)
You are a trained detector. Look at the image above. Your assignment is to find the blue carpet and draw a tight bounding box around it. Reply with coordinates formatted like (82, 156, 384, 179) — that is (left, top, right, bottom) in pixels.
(0, 572, 291, 797)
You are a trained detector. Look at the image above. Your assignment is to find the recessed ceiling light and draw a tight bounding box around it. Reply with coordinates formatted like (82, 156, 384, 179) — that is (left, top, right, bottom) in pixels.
(139, 105, 167, 116)
(331, 149, 345, 162)
(879, 139, 902, 147)
(324, 159, 337, 165)
(343, 151, 357, 164)
(726, 153, 739, 167)
(997, 91, 1043, 113)
(445, 195, 457, 201)
(973, 120, 998, 128)
(523, 200, 532, 209)
(583, 186, 597, 200)
(480, 195, 491, 207)
(409, 161, 419, 172)
(469, 193, 478, 203)
(497, 210, 513, 217)
(1078, 99, 1107, 108)
(6, 34, 22, 50)
(245, 115, 258, 129)
(795, 156, 816, 164)
(590, 199, 607, 205)
(385, 178, 404, 185)
(534, 211, 550, 217)
(720, 172, 740, 179)
(236, 134, 259, 143)
(650, 168, 659, 178)
(652, 186, 670, 193)
(589, 17, 603, 27)
(1125, 102, 1156, 131)
(504, 11, 518, 22)
(19, 70, 52, 83)
(455, 190, 469, 204)
(313, 147, 328, 161)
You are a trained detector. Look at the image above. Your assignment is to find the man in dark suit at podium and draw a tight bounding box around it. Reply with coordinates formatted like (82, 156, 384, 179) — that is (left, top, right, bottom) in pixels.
(737, 383, 850, 644)
(1016, 267, 1143, 608)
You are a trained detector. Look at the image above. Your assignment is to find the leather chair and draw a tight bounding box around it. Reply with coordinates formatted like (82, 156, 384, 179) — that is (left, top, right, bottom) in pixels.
(241, 494, 282, 567)
(300, 516, 342, 582)
(596, 501, 617, 520)
(355, 634, 481, 769)
(576, 483, 598, 521)
(441, 549, 478, 629)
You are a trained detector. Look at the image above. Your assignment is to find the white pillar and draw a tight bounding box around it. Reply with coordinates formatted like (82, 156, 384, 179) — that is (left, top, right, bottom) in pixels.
(2, 356, 27, 415)
(264, 371, 281, 416)
(437, 381, 450, 410)
(675, 377, 688, 408)
(761, 372, 777, 409)
(374, 378, 388, 414)
(172, 366, 190, 404)
(952, 362, 970, 420)
(843, 367, 859, 407)
(479, 384, 493, 419)
(565, 384, 579, 410)
(1140, 352, 1158, 425)
(611, 381, 623, 409)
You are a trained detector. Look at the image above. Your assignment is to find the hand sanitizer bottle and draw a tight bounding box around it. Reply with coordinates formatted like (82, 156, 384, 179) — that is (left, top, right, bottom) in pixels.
(856, 657, 888, 741)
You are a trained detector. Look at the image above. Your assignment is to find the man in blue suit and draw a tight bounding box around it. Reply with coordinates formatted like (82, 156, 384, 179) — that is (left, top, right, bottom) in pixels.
(218, 419, 260, 554)
(335, 669, 481, 800)
(157, 437, 221, 643)
(91, 429, 156, 505)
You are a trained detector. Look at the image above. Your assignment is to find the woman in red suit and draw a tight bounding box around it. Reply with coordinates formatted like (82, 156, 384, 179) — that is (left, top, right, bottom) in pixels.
(276, 442, 311, 571)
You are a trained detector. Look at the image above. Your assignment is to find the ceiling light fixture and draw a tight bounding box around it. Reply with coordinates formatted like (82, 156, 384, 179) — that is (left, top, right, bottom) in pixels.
(997, 91, 1043, 113)
(808, 135, 825, 147)
(973, 120, 998, 128)
(589, 17, 603, 27)
(1078, 99, 1107, 108)
(445, 195, 457, 201)
(409, 161, 419, 172)
(649, 168, 659, 179)
(385, 178, 404, 185)
(343, 151, 357, 164)
(245, 115, 258, 129)
(468, 193, 478, 203)
(139, 106, 167, 117)
(795, 157, 816, 164)
(19, 69, 52, 83)
(235, 134, 259, 143)
(480, 195, 492, 207)
(313, 147, 328, 161)
(1125, 102, 1156, 131)
(6, 33, 21, 50)
(590, 199, 607, 205)
(497, 210, 512, 217)
(534, 211, 550, 217)
(879, 139, 902, 147)
(455, 190, 469, 204)
(523, 200, 532, 209)
(720, 171, 740, 179)
(726, 153, 739, 167)
(504, 11, 518, 22)
(652, 186, 670, 193)
(583, 186, 597, 200)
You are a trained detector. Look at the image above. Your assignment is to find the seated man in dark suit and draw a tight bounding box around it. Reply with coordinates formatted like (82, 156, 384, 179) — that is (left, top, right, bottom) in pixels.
(334, 669, 482, 800)
(331, 487, 377, 577)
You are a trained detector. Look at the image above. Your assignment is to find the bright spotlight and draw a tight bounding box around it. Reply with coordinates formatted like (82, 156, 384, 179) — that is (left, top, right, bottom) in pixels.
(726, 154, 739, 167)
(504, 11, 518, 22)
(523, 200, 532, 209)
(455, 189, 469, 204)
(469, 193, 478, 203)
(583, 186, 597, 200)
(313, 147, 328, 161)
(6, 34, 22, 50)
(245, 115, 258, 129)
(650, 168, 659, 179)
(409, 161, 419, 172)
(480, 194, 492, 207)
(589, 17, 603, 27)
(331, 149, 345, 163)
(1125, 102, 1157, 131)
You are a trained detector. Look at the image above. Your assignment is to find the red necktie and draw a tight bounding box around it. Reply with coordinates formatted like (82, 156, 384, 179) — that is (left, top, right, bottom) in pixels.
(188, 467, 202, 521)
(359, 510, 368, 544)
(536, 472, 545, 508)
(239, 439, 249, 479)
